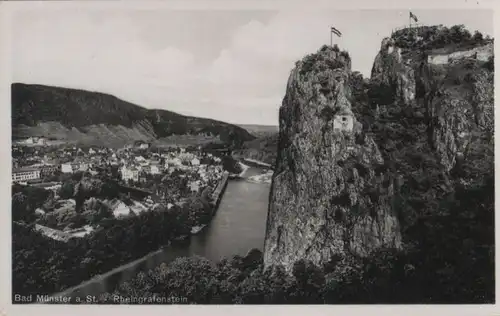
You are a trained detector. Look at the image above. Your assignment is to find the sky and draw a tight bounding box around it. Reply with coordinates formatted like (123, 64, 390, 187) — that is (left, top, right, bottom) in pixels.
(11, 7, 493, 126)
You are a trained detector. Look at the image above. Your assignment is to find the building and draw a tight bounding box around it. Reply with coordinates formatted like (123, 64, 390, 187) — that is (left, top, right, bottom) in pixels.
(40, 164, 58, 177)
(427, 43, 494, 65)
(189, 180, 200, 193)
(332, 108, 354, 132)
(121, 165, 139, 182)
(167, 157, 183, 167)
(191, 158, 201, 166)
(76, 162, 90, 172)
(61, 163, 74, 173)
(37, 137, 47, 145)
(21, 136, 46, 146)
(60, 161, 89, 173)
(135, 141, 150, 149)
(12, 167, 41, 182)
(149, 162, 161, 175)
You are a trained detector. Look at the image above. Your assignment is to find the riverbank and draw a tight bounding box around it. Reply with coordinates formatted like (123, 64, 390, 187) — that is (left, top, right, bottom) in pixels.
(191, 171, 229, 234)
(44, 171, 231, 302)
(247, 170, 273, 184)
(228, 161, 250, 179)
(210, 171, 229, 209)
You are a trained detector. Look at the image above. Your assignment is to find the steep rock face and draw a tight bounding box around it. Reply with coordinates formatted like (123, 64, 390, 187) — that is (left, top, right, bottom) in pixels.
(263, 46, 402, 270)
(371, 38, 416, 106)
(422, 58, 494, 172)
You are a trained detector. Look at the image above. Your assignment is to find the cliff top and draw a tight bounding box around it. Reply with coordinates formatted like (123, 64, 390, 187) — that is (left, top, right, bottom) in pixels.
(390, 24, 493, 54)
(295, 45, 352, 75)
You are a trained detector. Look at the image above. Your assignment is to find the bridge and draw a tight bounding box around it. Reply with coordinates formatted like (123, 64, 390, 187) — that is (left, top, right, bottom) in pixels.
(241, 158, 273, 169)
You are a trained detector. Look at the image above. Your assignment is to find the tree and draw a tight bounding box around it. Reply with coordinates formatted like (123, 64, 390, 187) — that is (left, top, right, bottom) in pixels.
(221, 156, 242, 174)
(12, 192, 32, 222)
(449, 24, 471, 43)
(58, 181, 75, 199)
(152, 256, 219, 304)
(290, 259, 325, 303)
(472, 30, 484, 43)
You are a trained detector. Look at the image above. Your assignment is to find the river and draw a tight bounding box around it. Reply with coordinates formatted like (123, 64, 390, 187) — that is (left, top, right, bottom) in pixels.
(51, 166, 272, 298)
(169, 166, 270, 260)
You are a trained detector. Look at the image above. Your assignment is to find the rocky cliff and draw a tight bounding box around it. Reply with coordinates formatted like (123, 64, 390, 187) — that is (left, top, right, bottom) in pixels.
(264, 26, 494, 278)
(370, 37, 416, 106)
(422, 54, 494, 172)
(263, 46, 402, 270)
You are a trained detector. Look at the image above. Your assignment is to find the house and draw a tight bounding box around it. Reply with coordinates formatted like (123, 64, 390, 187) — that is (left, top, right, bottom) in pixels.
(191, 158, 201, 166)
(332, 108, 354, 132)
(12, 167, 41, 182)
(121, 165, 139, 182)
(149, 162, 161, 175)
(138, 172, 147, 183)
(40, 164, 58, 177)
(20, 136, 46, 145)
(189, 181, 200, 193)
(35, 137, 47, 146)
(135, 141, 150, 149)
(76, 162, 89, 172)
(61, 163, 74, 173)
(167, 157, 183, 167)
(61, 160, 90, 173)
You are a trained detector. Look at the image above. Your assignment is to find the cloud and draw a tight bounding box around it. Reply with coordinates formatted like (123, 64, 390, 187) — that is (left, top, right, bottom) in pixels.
(13, 11, 198, 110)
(14, 10, 317, 125)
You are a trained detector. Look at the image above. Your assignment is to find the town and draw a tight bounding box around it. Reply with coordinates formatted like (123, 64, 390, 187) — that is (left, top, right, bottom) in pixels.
(12, 137, 240, 241)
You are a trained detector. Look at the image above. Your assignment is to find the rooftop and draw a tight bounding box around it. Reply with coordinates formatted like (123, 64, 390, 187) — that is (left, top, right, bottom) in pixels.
(12, 166, 41, 173)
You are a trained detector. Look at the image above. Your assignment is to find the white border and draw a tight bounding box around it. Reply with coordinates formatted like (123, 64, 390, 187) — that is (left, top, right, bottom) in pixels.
(0, 1, 498, 315)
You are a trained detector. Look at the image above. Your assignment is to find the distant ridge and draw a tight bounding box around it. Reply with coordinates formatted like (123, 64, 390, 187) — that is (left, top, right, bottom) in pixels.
(237, 124, 278, 138)
(12, 83, 255, 147)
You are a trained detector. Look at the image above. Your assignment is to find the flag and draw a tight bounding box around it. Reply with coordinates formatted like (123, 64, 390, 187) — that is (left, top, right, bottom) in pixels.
(331, 27, 342, 37)
(410, 11, 418, 22)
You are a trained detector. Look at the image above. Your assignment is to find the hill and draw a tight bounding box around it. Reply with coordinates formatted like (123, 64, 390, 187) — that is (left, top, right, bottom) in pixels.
(234, 124, 279, 164)
(237, 124, 279, 138)
(11, 83, 255, 147)
(233, 132, 278, 165)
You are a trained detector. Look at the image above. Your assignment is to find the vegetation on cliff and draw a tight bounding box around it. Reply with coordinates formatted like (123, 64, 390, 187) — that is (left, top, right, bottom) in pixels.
(391, 24, 491, 53)
(351, 24, 494, 302)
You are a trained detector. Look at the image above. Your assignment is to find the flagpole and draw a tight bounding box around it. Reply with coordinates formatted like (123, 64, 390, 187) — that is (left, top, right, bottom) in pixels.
(330, 28, 332, 46)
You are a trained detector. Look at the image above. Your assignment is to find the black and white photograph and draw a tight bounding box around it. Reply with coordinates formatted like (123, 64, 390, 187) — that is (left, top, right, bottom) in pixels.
(4, 0, 496, 310)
